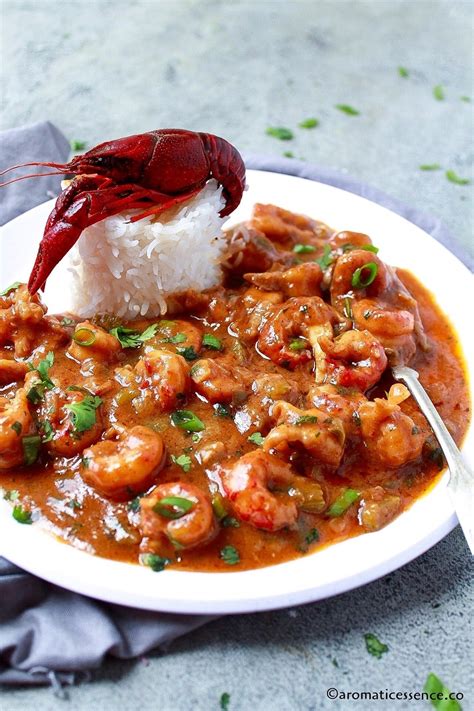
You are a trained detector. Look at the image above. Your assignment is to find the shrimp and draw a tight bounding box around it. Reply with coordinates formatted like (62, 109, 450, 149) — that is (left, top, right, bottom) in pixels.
(234, 373, 299, 434)
(263, 401, 345, 467)
(0, 284, 47, 357)
(0, 388, 35, 469)
(222, 224, 291, 276)
(329, 230, 374, 252)
(358, 487, 401, 531)
(330, 250, 388, 309)
(257, 296, 338, 368)
(230, 286, 283, 343)
(190, 358, 248, 404)
(219, 450, 298, 531)
(140, 482, 217, 549)
(68, 321, 122, 362)
(352, 299, 417, 365)
(318, 329, 388, 392)
(0, 359, 28, 385)
(39, 385, 104, 457)
(81, 426, 165, 500)
(135, 349, 190, 412)
(358, 384, 425, 467)
(244, 263, 323, 298)
(307, 383, 366, 436)
(250, 203, 332, 246)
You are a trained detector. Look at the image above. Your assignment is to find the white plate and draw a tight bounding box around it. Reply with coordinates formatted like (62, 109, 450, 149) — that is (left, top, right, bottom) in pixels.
(0, 170, 472, 614)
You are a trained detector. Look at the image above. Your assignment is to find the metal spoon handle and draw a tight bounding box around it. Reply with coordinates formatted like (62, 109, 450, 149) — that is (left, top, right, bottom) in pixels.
(392, 365, 474, 555)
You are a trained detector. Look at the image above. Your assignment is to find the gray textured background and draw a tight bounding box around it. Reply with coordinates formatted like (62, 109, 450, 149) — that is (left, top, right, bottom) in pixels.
(1, 0, 473, 709)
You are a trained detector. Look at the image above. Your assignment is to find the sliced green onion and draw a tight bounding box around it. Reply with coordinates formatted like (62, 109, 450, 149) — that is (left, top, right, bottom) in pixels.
(351, 262, 378, 289)
(22, 435, 41, 466)
(342, 243, 379, 254)
(419, 163, 441, 171)
(335, 104, 360, 116)
(220, 545, 240, 565)
(202, 333, 222, 350)
(171, 410, 205, 432)
(0, 281, 21, 297)
(364, 633, 389, 659)
(212, 493, 228, 520)
(433, 84, 445, 101)
(153, 496, 194, 519)
(12, 504, 33, 524)
(295, 415, 318, 425)
(445, 169, 470, 185)
(72, 327, 96, 346)
(293, 244, 316, 254)
(343, 297, 353, 319)
(423, 673, 461, 711)
(266, 126, 294, 140)
(327, 488, 359, 517)
(315, 244, 333, 269)
(299, 117, 319, 128)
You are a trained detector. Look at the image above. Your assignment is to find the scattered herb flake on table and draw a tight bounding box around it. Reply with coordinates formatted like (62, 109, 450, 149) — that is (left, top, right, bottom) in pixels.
(423, 673, 462, 711)
(460, 95, 471, 102)
(266, 126, 294, 140)
(3, 489, 19, 501)
(335, 104, 360, 116)
(299, 117, 319, 128)
(420, 164, 441, 171)
(433, 85, 445, 101)
(364, 633, 388, 659)
(445, 170, 470, 185)
(283, 150, 294, 158)
(220, 692, 231, 710)
(70, 140, 87, 151)
(398, 66, 409, 78)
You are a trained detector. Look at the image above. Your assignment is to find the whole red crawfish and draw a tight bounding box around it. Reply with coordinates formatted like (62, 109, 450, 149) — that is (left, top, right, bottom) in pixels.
(0, 129, 246, 293)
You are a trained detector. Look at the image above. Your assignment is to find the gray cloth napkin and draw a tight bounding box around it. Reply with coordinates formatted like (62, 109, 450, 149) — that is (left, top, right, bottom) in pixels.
(0, 122, 469, 689)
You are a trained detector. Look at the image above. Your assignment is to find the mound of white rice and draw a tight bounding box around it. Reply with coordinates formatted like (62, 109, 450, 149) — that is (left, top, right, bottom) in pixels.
(68, 180, 227, 319)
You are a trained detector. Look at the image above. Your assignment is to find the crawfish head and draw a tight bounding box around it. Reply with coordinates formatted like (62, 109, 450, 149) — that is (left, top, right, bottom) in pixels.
(0, 129, 246, 293)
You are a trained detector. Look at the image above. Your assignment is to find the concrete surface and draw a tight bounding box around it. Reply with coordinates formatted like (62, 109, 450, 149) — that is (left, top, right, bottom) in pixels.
(1, 0, 473, 709)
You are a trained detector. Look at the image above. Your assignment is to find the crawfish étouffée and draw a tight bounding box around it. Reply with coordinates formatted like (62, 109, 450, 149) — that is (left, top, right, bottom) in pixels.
(0, 204, 470, 572)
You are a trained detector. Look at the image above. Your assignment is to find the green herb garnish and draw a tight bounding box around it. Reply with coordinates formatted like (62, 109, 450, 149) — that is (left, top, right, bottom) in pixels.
(153, 496, 194, 519)
(423, 673, 461, 711)
(60, 316, 75, 327)
(202, 333, 222, 350)
(26, 352, 55, 404)
(299, 117, 319, 128)
(11, 421, 22, 436)
(342, 243, 379, 254)
(248, 432, 265, 446)
(315, 244, 333, 270)
(109, 323, 158, 348)
(335, 104, 360, 116)
(70, 140, 87, 151)
(128, 497, 141, 513)
(141, 553, 171, 572)
(293, 244, 316, 254)
(41, 420, 54, 442)
(433, 84, 445, 101)
(299, 527, 320, 552)
(214, 403, 231, 418)
(65, 395, 102, 433)
(343, 297, 353, 319)
(0, 281, 21, 297)
(222, 516, 240, 528)
(3, 490, 19, 501)
(327, 488, 359, 517)
(445, 170, 470, 185)
(171, 409, 205, 432)
(163, 332, 187, 344)
(351, 262, 378, 288)
(295, 415, 318, 425)
(177, 345, 199, 361)
(398, 66, 409, 78)
(364, 633, 389, 659)
(289, 338, 308, 351)
(12, 504, 33, 524)
(220, 545, 240, 565)
(212, 494, 228, 520)
(72, 327, 96, 346)
(266, 126, 294, 140)
(22, 435, 41, 466)
(420, 164, 441, 171)
(460, 96, 471, 102)
(220, 692, 231, 710)
(171, 454, 192, 473)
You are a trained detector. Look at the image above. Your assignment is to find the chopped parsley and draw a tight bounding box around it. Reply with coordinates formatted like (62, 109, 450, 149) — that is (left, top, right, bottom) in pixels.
(423, 673, 461, 711)
(398, 66, 409, 78)
(220, 545, 240, 565)
(445, 170, 470, 185)
(335, 104, 360, 116)
(177, 345, 199, 361)
(248, 432, 265, 446)
(0, 281, 21, 297)
(12, 504, 33, 525)
(153, 496, 194, 519)
(171, 410, 205, 432)
(11, 421, 22, 436)
(65, 395, 102, 433)
(293, 243, 316, 254)
(222, 516, 240, 528)
(128, 497, 141, 513)
(220, 692, 231, 710)
(299, 117, 319, 128)
(70, 139, 87, 151)
(3, 489, 19, 501)
(141, 553, 171, 572)
(420, 163, 441, 171)
(315, 244, 333, 269)
(266, 126, 294, 140)
(364, 633, 388, 659)
(289, 338, 308, 351)
(299, 527, 320, 552)
(327, 488, 359, 517)
(202, 333, 222, 350)
(295, 415, 318, 425)
(163, 332, 187, 344)
(214, 403, 231, 418)
(60, 316, 75, 327)
(171, 453, 192, 472)
(433, 84, 445, 101)
(26, 352, 55, 404)
(109, 324, 158, 348)
(22, 435, 41, 465)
